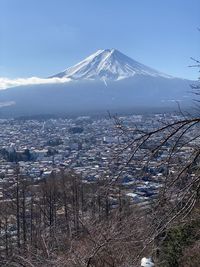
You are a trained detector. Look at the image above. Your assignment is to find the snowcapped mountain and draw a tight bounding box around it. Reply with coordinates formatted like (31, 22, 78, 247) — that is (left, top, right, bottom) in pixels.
(51, 49, 173, 81)
(0, 49, 193, 117)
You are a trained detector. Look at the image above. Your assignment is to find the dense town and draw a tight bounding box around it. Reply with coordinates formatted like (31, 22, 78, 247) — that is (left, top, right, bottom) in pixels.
(0, 112, 197, 205)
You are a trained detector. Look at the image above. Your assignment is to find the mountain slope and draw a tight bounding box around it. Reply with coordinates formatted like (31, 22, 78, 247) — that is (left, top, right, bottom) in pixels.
(0, 49, 193, 117)
(51, 49, 172, 81)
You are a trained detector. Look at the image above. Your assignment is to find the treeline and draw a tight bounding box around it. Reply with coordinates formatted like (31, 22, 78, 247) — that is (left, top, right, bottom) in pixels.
(0, 148, 32, 162)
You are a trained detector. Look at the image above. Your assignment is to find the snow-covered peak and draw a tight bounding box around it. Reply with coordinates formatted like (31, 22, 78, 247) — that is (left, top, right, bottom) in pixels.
(51, 49, 173, 81)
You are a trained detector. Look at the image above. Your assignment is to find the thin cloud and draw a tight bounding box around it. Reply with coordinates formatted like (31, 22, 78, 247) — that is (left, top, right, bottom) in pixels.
(0, 101, 15, 107)
(0, 77, 71, 90)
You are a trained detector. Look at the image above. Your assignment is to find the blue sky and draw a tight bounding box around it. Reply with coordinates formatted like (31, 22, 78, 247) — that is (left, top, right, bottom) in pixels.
(0, 0, 200, 80)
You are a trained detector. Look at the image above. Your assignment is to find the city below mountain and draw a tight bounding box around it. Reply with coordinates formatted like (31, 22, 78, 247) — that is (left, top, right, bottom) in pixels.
(0, 49, 194, 117)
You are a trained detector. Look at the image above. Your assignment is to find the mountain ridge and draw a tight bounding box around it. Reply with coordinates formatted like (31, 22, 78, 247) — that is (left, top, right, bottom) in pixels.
(50, 49, 174, 81)
(0, 49, 193, 117)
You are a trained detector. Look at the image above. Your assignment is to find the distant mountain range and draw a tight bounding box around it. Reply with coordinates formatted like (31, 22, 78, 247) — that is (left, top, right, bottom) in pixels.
(0, 49, 194, 117)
